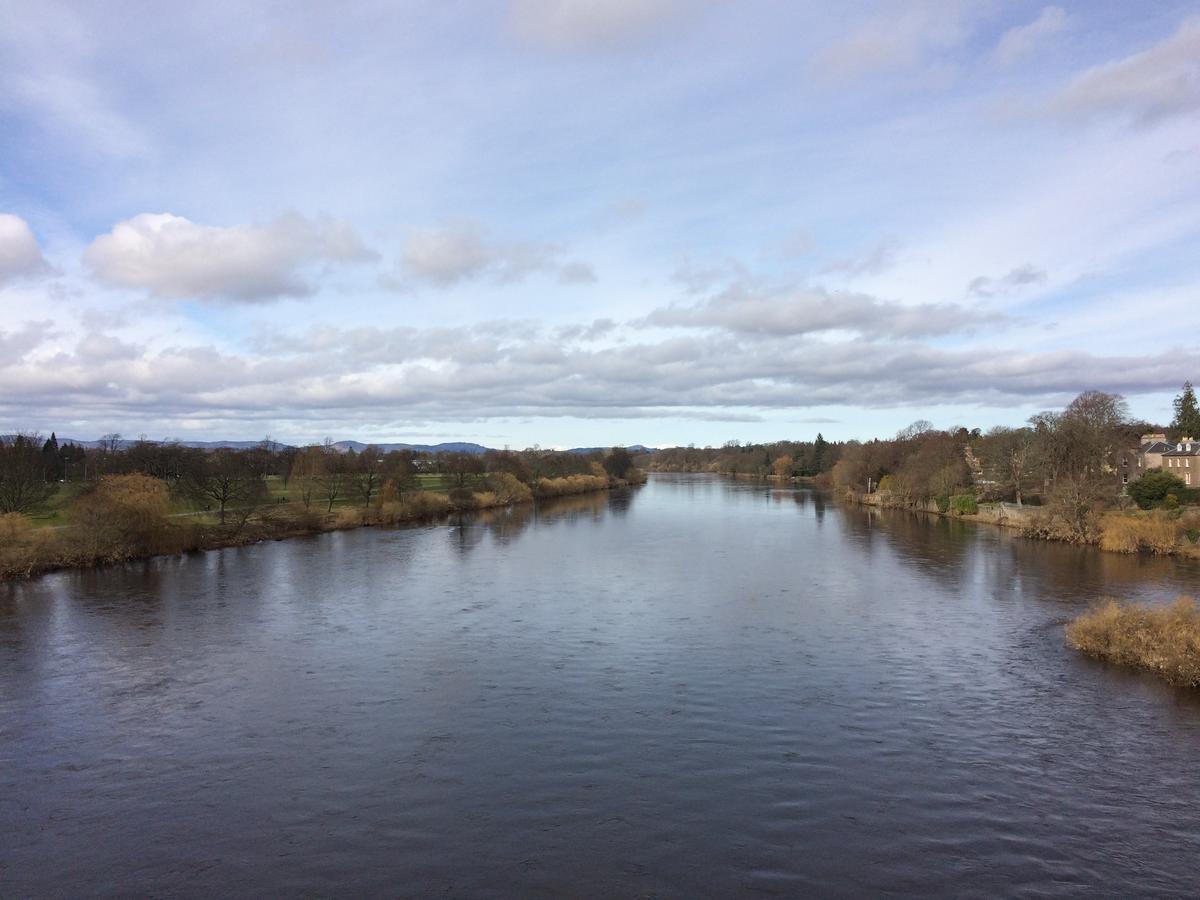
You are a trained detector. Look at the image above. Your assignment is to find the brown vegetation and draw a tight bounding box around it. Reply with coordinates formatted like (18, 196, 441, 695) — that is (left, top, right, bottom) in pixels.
(1097, 513, 1179, 554)
(1067, 598, 1200, 687)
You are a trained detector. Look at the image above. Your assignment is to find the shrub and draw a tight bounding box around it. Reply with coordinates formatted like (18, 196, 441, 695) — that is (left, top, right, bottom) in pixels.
(1067, 597, 1200, 687)
(1127, 470, 1187, 509)
(0, 513, 58, 579)
(950, 494, 978, 516)
(274, 503, 327, 532)
(470, 491, 500, 510)
(486, 472, 533, 505)
(377, 491, 453, 525)
(1098, 513, 1177, 554)
(0, 511, 33, 544)
(1164, 493, 1180, 511)
(1186, 527, 1200, 544)
(534, 474, 609, 498)
(935, 495, 950, 514)
(333, 508, 364, 529)
(68, 474, 176, 562)
(448, 486, 475, 509)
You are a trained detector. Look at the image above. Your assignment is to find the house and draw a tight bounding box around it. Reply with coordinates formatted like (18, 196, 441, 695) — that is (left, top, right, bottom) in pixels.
(1137, 433, 1171, 470)
(1162, 437, 1200, 487)
(1118, 433, 1171, 485)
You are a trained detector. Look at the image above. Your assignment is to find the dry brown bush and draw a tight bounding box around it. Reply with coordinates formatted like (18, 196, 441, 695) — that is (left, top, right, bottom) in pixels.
(1067, 597, 1200, 687)
(1098, 513, 1178, 554)
(0, 513, 61, 578)
(68, 474, 182, 562)
(486, 472, 533, 504)
(535, 474, 608, 498)
(378, 492, 453, 525)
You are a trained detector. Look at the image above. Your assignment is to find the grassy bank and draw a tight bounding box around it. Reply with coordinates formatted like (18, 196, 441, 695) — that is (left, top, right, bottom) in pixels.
(1, 472, 636, 582)
(845, 490, 1200, 559)
(1067, 598, 1200, 687)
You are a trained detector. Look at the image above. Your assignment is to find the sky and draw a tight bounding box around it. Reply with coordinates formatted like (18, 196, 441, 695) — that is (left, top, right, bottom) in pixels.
(1, 0, 1199, 449)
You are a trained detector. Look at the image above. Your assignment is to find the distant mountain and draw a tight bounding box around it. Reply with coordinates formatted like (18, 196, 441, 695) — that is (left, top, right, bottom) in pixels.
(24, 437, 648, 456)
(566, 444, 657, 455)
(330, 441, 491, 455)
(57, 438, 279, 450)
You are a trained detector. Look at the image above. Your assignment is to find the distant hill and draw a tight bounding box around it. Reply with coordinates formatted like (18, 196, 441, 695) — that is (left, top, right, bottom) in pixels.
(56, 438, 276, 450)
(18, 436, 650, 456)
(329, 441, 491, 455)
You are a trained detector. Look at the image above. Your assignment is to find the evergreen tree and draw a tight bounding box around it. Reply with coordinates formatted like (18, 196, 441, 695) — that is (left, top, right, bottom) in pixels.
(41, 432, 63, 481)
(812, 432, 828, 473)
(1171, 382, 1200, 440)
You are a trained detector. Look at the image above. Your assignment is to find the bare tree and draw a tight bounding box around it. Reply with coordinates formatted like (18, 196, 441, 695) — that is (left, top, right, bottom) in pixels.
(316, 440, 346, 512)
(183, 449, 267, 530)
(980, 426, 1037, 505)
(0, 433, 55, 513)
(351, 446, 384, 507)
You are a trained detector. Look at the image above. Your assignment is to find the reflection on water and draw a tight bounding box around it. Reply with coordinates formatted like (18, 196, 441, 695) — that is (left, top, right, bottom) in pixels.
(3, 474, 1200, 897)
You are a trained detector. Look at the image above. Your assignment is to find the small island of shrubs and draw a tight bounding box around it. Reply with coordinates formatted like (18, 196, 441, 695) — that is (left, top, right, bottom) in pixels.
(1067, 598, 1200, 687)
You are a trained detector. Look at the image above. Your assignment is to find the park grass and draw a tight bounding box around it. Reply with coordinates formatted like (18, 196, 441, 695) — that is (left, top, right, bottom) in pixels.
(1067, 597, 1200, 687)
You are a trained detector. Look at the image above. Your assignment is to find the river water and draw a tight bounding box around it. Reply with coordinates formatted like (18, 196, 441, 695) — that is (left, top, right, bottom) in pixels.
(3, 474, 1200, 896)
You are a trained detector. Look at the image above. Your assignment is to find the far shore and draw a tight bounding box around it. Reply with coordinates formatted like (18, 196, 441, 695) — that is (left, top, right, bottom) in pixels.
(1, 475, 642, 584)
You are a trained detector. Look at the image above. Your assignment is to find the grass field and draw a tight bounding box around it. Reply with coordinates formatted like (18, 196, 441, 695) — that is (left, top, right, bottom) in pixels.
(22, 472, 462, 529)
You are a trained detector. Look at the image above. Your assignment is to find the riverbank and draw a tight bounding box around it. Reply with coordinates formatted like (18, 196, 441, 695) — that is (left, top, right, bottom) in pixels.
(843, 489, 1200, 560)
(1, 473, 641, 582)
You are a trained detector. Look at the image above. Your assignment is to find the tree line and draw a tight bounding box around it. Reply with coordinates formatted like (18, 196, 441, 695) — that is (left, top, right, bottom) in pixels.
(641, 383, 1200, 545)
(0, 435, 644, 519)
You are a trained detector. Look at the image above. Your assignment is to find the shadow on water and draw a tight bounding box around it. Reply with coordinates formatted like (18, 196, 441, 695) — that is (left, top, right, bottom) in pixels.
(446, 488, 635, 557)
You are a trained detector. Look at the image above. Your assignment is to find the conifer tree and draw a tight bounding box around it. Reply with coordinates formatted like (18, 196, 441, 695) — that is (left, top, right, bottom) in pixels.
(1171, 382, 1200, 440)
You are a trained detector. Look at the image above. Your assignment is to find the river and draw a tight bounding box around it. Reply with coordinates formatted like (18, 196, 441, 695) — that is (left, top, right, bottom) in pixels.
(3, 474, 1200, 896)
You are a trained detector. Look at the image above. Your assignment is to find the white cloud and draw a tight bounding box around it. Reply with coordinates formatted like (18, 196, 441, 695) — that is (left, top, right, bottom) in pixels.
(396, 221, 595, 288)
(0, 320, 54, 366)
(967, 264, 1047, 297)
(811, 2, 981, 82)
(992, 6, 1068, 67)
(1048, 16, 1200, 125)
(83, 212, 377, 302)
(822, 239, 898, 277)
(508, 0, 697, 51)
(0, 214, 52, 287)
(643, 282, 1002, 339)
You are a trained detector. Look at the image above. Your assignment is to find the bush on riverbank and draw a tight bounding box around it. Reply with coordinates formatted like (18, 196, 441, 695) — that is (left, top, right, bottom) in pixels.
(1098, 513, 1178, 554)
(0, 513, 55, 578)
(1067, 597, 1200, 687)
(535, 473, 609, 498)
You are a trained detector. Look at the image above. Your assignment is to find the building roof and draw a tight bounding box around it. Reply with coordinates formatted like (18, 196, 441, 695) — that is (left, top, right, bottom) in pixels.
(1162, 441, 1200, 457)
(1140, 440, 1172, 454)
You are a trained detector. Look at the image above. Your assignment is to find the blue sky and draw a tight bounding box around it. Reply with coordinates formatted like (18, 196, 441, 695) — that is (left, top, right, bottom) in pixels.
(1, 0, 1199, 447)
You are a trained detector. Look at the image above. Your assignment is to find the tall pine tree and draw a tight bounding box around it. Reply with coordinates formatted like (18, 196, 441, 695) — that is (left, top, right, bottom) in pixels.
(1172, 382, 1200, 440)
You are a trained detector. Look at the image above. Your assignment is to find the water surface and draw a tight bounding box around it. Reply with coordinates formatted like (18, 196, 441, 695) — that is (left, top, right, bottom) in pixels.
(3, 475, 1200, 896)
